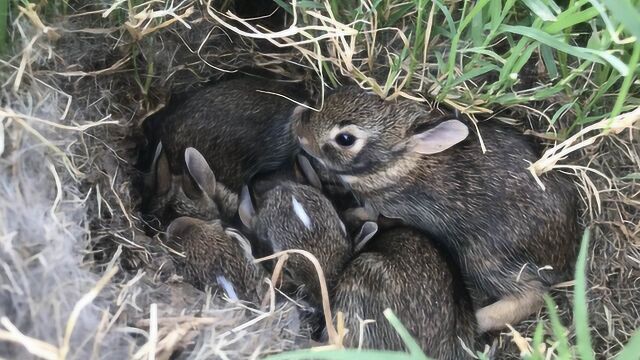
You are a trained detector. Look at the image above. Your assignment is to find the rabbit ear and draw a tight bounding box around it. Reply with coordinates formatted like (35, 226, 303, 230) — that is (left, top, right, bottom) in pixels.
(354, 221, 378, 253)
(225, 228, 254, 260)
(290, 104, 309, 122)
(152, 142, 172, 196)
(338, 219, 347, 236)
(184, 147, 216, 198)
(167, 216, 202, 240)
(296, 154, 322, 189)
(409, 119, 469, 155)
(238, 186, 256, 229)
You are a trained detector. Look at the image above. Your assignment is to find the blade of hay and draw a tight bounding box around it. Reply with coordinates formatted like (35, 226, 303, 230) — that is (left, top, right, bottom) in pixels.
(17, 3, 60, 41)
(10, 116, 82, 179)
(528, 106, 640, 189)
(0, 318, 59, 360)
(47, 161, 63, 219)
(0, 109, 118, 132)
(59, 267, 119, 360)
(255, 249, 343, 347)
(0, 117, 4, 156)
(12, 34, 39, 93)
(506, 324, 532, 357)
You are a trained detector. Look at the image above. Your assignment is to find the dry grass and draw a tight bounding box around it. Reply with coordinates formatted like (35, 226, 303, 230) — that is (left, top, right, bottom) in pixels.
(0, 0, 638, 359)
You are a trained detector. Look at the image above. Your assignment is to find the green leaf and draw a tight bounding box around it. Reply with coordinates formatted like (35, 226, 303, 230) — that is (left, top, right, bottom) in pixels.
(599, 0, 640, 40)
(500, 25, 629, 75)
(451, 64, 501, 87)
(273, 0, 294, 15)
(620, 173, 640, 180)
(543, 7, 599, 34)
(511, 44, 538, 78)
(574, 229, 594, 360)
(489, 0, 503, 33)
(521, 0, 558, 21)
(433, 0, 456, 38)
(550, 102, 576, 125)
(383, 309, 429, 359)
(544, 295, 572, 359)
(616, 330, 640, 360)
(442, 0, 492, 93)
(265, 349, 422, 360)
(264, 310, 433, 360)
(471, 5, 484, 47)
(462, 47, 507, 64)
(545, 0, 562, 14)
(530, 322, 545, 360)
(539, 44, 559, 79)
(496, 38, 530, 85)
(0, 0, 7, 54)
(610, 42, 640, 118)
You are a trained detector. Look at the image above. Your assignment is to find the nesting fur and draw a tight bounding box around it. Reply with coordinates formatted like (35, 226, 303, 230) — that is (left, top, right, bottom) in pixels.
(0, 1, 639, 359)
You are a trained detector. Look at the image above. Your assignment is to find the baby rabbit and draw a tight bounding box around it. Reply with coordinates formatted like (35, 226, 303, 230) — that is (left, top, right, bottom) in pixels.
(295, 86, 579, 332)
(165, 216, 266, 302)
(238, 181, 377, 308)
(332, 227, 475, 357)
(156, 77, 307, 193)
(143, 145, 238, 226)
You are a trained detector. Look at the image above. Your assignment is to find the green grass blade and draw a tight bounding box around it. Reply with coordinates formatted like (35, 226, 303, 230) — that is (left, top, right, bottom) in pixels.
(443, 0, 491, 91)
(546, 0, 562, 13)
(599, 0, 640, 40)
(264, 349, 422, 360)
(450, 64, 500, 87)
(521, 0, 557, 21)
(500, 24, 629, 75)
(489, 0, 502, 33)
(574, 229, 594, 360)
(511, 43, 538, 78)
(0, 0, 7, 55)
(273, 0, 294, 15)
(433, 0, 456, 37)
(529, 321, 545, 360)
(263, 309, 432, 360)
(494, 37, 530, 89)
(610, 42, 640, 118)
(544, 295, 572, 359)
(471, 4, 483, 47)
(550, 101, 576, 125)
(463, 47, 506, 64)
(616, 330, 640, 360)
(383, 309, 429, 359)
(539, 44, 559, 78)
(543, 7, 599, 34)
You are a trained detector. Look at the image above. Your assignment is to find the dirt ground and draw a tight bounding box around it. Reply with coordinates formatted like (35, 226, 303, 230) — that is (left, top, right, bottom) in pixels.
(1, 1, 638, 359)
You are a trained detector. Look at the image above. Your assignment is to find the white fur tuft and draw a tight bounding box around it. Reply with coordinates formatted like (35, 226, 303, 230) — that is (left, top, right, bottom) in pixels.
(291, 196, 312, 230)
(216, 275, 239, 301)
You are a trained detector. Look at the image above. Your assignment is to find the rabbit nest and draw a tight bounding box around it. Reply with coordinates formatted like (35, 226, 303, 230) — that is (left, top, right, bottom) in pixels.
(0, 1, 638, 359)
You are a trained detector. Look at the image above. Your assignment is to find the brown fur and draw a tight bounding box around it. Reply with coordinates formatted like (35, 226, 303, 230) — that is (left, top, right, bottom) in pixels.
(332, 227, 475, 358)
(166, 217, 265, 302)
(158, 77, 306, 192)
(296, 87, 580, 331)
(143, 146, 238, 226)
(240, 181, 352, 308)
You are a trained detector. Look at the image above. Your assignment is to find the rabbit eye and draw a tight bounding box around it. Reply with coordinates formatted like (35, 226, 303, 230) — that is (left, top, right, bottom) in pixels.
(335, 132, 356, 148)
